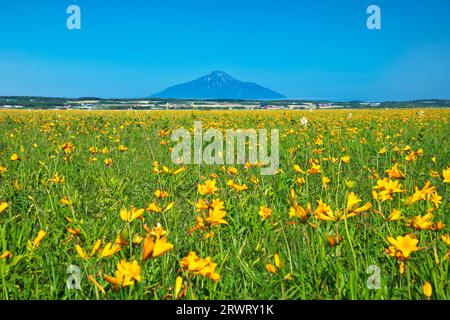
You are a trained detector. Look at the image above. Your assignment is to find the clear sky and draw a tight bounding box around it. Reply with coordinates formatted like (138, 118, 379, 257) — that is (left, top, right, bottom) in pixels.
(1, 0, 449, 100)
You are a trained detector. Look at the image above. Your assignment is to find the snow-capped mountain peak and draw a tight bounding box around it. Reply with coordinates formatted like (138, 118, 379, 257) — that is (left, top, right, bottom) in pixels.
(151, 71, 285, 100)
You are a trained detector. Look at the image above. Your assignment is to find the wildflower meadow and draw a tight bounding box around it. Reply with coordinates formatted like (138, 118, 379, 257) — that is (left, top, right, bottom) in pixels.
(0, 109, 449, 300)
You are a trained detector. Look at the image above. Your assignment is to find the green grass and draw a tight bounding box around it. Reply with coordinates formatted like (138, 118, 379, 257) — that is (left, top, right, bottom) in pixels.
(0, 109, 449, 300)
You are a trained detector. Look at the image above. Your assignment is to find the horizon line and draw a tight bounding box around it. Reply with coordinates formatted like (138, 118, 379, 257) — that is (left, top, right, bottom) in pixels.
(1, 95, 450, 103)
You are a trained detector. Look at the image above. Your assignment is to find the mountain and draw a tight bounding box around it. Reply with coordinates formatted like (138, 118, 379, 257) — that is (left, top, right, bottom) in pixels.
(150, 71, 285, 100)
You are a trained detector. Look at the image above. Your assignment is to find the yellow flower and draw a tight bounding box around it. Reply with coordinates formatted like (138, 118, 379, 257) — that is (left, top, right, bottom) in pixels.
(435, 220, 445, 231)
(406, 191, 425, 205)
(115, 234, 126, 246)
(10, 153, 21, 161)
(284, 273, 293, 281)
(100, 242, 121, 258)
(158, 129, 170, 137)
(441, 235, 450, 246)
(244, 162, 253, 170)
(152, 236, 174, 258)
(258, 206, 272, 220)
(31, 230, 47, 248)
(227, 166, 238, 175)
(430, 193, 442, 208)
(0, 250, 13, 259)
(198, 179, 218, 195)
(442, 168, 450, 183)
(314, 200, 336, 221)
(227, 180, 248, 192)
(91, 239, 102, 256)
(75, 244, 89, 259)
(61, 142, 74, 154)
(386, 209, 403, 221)
(144, 223, 164, 238)
(195, 198, 209, 212)
(378, 147, 387, 155)
(346, 192, 372, 215)
(386, 235, 420, 259)
(164, 202, 175, 212)
(116, 232, 128, 245)
(104, 158, 113, 166)
(407, 213, 435, 230)
(146, 202, 162, 213)
(120, 207, 145, 222)
(405, 149, 422, 162)
(0, 202, 8, 214)
(205, 209, 228, 226)
(340, 155, 350, 164)
(191, 199, 228, 233)
(265, 263, 276, 274)
(321, 176, 331, 188)
(307, 163, 321, 175)
(293, 164, 305, 174)
(274, 253, 282, 269)
(105, 260, 141, 288)
(344, 179, 355, 189)
(175, 276, 183, 299)
(327, 235, 343, 247)
(142, 236, 155, 261)
(13, 179, 24, 192)
(406, 181, 436, 205)
(118, 145, 128, 152)
(66, 225, 79, 236)
(0, 165, 7, 175)
(60, 197, 72, 206)
(287, 188, 298, 207)
(180, 251, 220, 281)
(104, 272, 131, 287)
(385, 163, 405, 179)
(429, 170, 440, 178)
(49, 173, 65, 184)
(142, 234, 173, 260)
(172, 167, 186, 175)
(423, 281, 432, 299)
(132, 235, 143, 245)
(88, 146, 98, 154)
(204, 199, 227, 225)
(153, 189, 169, 199)
(88, 274, 105, 294)
(289, 204, 309, 222)
(372, 178, 405, 202)
(265, 253, 283, 274)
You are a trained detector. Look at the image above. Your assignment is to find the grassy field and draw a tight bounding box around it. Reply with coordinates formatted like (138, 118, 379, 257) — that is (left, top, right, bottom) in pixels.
(0, 109, 449, 300)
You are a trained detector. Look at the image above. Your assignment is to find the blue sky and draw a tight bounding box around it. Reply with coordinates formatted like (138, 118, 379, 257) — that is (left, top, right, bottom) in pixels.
(1, 0, 449, 100)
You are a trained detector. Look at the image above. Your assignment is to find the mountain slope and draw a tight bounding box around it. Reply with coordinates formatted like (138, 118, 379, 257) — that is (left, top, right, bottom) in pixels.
(150, 71, 285, 100)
